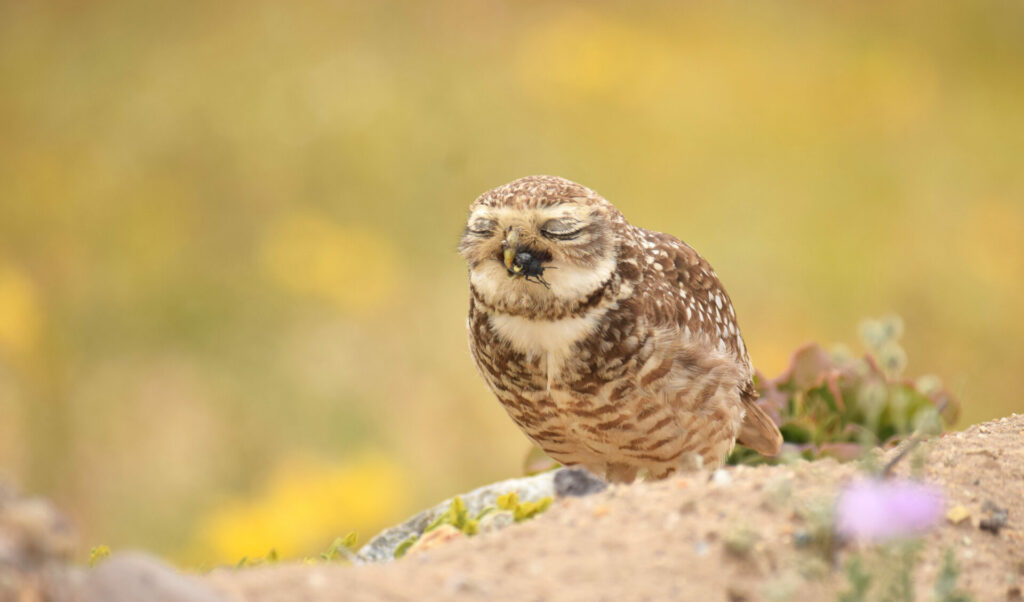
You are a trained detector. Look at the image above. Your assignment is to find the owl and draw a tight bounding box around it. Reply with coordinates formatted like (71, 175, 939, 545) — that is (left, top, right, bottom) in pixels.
(459, 175, 782, 483)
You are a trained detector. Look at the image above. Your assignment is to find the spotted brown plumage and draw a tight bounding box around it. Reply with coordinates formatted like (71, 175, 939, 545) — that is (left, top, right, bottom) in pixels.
(459, 175, 782, 483)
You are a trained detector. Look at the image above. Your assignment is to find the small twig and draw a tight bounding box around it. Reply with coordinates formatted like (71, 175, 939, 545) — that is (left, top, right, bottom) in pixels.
(881, 434, 923, 478)
(881, 397, 948, 478)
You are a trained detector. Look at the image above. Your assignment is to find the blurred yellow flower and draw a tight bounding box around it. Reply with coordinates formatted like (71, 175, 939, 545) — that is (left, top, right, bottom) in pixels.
(187, 454, 408, 565)
(0, 261, 42, 357)
(260, 213, 400, 313)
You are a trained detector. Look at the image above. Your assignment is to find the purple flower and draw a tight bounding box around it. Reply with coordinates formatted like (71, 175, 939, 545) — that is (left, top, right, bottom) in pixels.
(835, 478, 945, 542)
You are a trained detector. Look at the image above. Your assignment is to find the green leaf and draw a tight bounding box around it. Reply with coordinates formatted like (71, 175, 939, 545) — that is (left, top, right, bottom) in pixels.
(513, 497, 552, 522)
(88, 545, 111, 568)
(933, 549, 972, 602)
(496, 492, 519, 511)
(730, 316, 957, 467)
(394, 534, 418, 559)
(839, 555, 871, 602)
(450, 496, 470, 528)
(321, 532, 358, 561)
(780, 422, 812, 444)
(423, 511, 448, 533)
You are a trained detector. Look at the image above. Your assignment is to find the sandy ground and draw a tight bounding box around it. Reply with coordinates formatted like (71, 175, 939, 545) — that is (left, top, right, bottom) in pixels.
(204, 414, 1024, 602)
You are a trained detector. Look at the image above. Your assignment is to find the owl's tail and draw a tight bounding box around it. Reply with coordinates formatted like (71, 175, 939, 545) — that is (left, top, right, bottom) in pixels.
(737, 397, 784, 456)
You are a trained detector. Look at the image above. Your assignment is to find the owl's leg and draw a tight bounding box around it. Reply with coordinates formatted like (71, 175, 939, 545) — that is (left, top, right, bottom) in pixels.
(604, 462, 639, 484)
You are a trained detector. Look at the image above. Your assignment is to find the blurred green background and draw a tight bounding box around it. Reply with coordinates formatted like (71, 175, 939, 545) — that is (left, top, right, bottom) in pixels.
(1, 0, 1022, 566)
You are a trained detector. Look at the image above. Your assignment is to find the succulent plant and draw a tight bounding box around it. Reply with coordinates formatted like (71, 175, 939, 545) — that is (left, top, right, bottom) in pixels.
(729, 316, 959, 465)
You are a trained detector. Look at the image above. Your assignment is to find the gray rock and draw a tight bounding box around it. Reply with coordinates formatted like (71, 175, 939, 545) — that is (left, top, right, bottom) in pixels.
(80, 552, 230, 602)
(553, 467, 608, 497)
(1, 481, 80, 602)
(477, 510, 515, 534)
(355, 472, 556, 564)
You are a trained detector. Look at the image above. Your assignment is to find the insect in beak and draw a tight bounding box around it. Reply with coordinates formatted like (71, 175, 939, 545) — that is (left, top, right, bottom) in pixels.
(501, 227, 553, 288)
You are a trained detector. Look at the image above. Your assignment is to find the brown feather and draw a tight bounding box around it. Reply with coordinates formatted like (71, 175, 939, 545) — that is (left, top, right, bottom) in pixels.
(737, 397, 783, 456)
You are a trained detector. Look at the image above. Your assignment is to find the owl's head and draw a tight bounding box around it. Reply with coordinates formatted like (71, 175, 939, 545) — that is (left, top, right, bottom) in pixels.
(459, 176, 628, 314)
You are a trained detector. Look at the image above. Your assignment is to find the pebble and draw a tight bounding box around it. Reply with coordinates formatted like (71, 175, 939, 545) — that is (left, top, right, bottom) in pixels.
(946, 505, 971, 524)
(694, 541, 709, 557)
(979, 501, 1009, 535)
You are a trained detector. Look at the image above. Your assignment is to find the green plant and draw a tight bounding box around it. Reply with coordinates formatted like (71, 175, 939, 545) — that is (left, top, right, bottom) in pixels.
(320, 532, 358, 562)
(394, 493, 553, 559)
(495, 491, 552, 522)
(837, 544, 970, 602)
(235, 548, 279, 568)
(839, 555, 872, 602)
(730, 316, 959, 465)
(87, 545, 111, 567)
(932, 549, 971, 602)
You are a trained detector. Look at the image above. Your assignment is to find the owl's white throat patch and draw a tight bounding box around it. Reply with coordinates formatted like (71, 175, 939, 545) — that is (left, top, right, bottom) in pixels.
(490, 311, 604, 384)
(547, 254, 615, 301)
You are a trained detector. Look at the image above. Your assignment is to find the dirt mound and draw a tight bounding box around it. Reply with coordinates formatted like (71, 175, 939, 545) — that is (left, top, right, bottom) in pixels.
(205, 414, 1024, 602)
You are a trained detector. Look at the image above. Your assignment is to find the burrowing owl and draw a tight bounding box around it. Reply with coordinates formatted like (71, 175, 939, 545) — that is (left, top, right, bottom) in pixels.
(459, 175, 782, 483)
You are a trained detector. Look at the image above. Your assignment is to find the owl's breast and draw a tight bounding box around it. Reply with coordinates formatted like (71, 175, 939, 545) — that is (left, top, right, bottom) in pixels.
(487, 310, 608, 387)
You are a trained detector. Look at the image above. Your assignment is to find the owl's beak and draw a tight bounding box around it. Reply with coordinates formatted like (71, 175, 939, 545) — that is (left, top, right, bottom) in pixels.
(502, 228, 520, 274)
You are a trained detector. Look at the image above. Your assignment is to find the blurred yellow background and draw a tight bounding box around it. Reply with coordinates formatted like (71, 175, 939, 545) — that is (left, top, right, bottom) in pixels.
(1, 0, 1021, 567)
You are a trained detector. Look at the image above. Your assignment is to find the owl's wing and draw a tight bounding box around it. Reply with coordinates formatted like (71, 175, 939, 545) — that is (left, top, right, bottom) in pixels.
(646, 230, 783, 456)
(644, 231, 748, 361)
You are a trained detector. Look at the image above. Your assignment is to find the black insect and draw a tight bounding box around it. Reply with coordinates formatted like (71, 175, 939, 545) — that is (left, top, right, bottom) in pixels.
(508, 249, 555, 288)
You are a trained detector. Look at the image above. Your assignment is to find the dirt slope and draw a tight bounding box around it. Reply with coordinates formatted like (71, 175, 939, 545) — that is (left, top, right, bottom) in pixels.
(206, 415, 1024, 602)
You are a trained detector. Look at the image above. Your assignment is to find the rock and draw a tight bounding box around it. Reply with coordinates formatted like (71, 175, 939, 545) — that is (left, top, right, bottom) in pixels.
(946, 505, 971, 524)
(711, 469, 733, 486)
(553, 467, 607, 498)
(80, 552, 231, 602)
(0, 485, 77, 569)
(1, 481, 79, 602)
(356, 472, 556, 564)
(477, 510, 515, 534)
(979, 501, 1008, 535)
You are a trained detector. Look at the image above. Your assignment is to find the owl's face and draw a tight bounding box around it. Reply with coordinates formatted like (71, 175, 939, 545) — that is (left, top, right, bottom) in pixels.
(459, 176, 624, 311)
